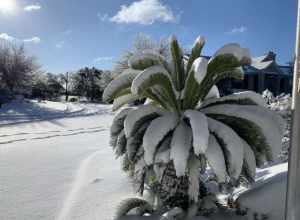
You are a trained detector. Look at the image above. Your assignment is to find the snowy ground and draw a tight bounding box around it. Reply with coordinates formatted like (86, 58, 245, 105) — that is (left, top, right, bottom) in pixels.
(0, 100, 134, 220)
(0, 99, 290, 220)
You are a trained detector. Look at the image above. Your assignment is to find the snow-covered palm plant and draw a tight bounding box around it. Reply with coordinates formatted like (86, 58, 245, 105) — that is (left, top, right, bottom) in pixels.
(103, 36, 285, 218)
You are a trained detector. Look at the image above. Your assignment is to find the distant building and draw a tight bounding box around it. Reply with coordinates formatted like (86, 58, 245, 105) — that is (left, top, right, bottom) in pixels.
(218, 51, 293, 96)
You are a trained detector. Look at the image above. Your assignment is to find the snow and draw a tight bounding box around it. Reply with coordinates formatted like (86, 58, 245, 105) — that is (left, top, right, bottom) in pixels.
(192, 57, 208, 84)
(206, 117, 244, 179)
(124, 104, 164, 138)
(103, 68, 141, 102)
(131, 65, 172, 95)
(184, 110, 209, 155)
(205, 135, 227, 183)
(204, 86, 220, 101)
(0, 99, 109, 126)
(242, 140, 256, 180)
(170, 121, 192, 177)
(143, 113, 179, 165)
(234, 163, 288, 220)
(128, 50, 164, 70)
(0, 93, 291, 220)
(187, 155, 201, 202)
(112, 94, 139, 111)
(0, 101, 133, 220)
(193, 36, 205, 48)
(200, 91, 267, 108)
(202, 104, 286, 160)
(210, 43, 251, 63)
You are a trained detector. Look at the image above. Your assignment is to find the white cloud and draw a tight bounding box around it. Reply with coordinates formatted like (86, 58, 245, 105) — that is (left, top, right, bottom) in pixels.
(227, 26, 247, 35)
(93, 57, 113, 63)
(23, 37, 41, 44)
(97, 13, 109, 21)
(24, 4, 42, 12)
(0, 33, 41, 44)
(0, 33, 16, 41)
(110, 0, 177, 25)
(56, 41, 65, 49)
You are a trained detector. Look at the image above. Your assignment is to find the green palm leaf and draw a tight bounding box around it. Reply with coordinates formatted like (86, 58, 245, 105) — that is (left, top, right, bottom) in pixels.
(200, 91, 267, 108)
(183, 110, 209, 154)
(186, 36, 205, 74)
(103, 68, 141, 102)
(112, 93, 140, 111)
(206, 134, 228, 183)
(182, 57, 208, 109)
(201, 104, 285, 162)
(143, 113, 179, 165)
(124, 104, 164, 138)
(242, 140, 256, 182)
(115, 130, 127, 158)
(207, 117, 244, 179)
(110, 108, 133, 139)
(170, 121, 193, 177)
(170, 36, 185, 91)
(131, 65, 179, 111)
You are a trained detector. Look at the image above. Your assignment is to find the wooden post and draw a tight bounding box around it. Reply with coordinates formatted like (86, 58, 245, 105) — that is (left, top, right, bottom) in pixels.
(285, 0, 300, 219)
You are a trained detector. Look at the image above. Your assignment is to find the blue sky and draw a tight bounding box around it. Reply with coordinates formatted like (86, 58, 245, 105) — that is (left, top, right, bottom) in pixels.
(0, 0, 297, 73)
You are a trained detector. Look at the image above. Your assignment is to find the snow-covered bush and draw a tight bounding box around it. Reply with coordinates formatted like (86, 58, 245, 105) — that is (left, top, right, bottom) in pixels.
(103, 36, 285, 219)
(262, 90, 291, 162)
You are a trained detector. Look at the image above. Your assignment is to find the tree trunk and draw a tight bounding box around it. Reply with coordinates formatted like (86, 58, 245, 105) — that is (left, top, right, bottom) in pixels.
(153, 163, 190, 210)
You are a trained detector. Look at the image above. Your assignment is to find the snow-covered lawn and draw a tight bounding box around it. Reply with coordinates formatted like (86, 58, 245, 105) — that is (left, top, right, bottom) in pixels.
(0, 99, 110, 126)
(0, 101, 134, 220)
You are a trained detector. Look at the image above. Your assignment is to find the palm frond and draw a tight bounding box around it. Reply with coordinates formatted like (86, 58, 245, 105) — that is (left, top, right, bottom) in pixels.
(200, 91, 267, 108)
(186, 36, 205, 74)
(170, 36, 185, 91)
(184, 110, 209, 154)
(124, 104, 164, 138)
(205, 114, 268, 166)
(126, 122, 150, 162)
(110, 108, 133, 139)
(201, 104, 285, 162)
(103, 69, 141, 102)
(182, 57, 208, 109)
(170, 121, 193, 177)
(207, 117, 244, 179)
(143, 113, 179, 165)
(206, 134, 228, 183)
(112, 93, 140, 111)
(187, 154, 201, 202)
(242, 140, 256, 182)
(114, 198, 153, 219)
(131, 65, 179, 111)
(115, 130, 127, 158)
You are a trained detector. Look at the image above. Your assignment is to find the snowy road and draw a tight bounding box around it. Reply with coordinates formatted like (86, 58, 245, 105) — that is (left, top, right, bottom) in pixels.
(0, 105, 134, 220)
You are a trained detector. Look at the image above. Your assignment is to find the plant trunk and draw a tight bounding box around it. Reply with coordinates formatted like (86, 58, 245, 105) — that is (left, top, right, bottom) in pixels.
(154, 163, 190, 210)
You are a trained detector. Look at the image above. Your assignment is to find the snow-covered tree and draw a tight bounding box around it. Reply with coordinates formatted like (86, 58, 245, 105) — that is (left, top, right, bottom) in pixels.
(103, 36, 285, 218)
(112, 33, 170, 78)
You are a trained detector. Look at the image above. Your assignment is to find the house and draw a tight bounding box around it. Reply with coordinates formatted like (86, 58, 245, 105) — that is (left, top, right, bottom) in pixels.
(218, 51, 293, 96)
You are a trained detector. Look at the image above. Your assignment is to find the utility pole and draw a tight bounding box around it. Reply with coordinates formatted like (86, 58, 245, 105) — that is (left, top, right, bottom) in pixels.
(285, 0, 300, 219)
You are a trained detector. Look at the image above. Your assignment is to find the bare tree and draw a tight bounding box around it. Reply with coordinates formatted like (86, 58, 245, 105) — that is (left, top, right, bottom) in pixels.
(0, 40, 39, 95)
(59, 72, 71, 102)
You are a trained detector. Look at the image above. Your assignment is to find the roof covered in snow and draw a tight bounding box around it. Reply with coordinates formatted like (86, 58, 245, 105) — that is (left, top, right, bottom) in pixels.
(246, 51, 292, 76)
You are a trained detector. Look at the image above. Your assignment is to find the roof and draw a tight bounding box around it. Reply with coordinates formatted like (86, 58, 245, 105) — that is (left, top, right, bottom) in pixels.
(251, 60, 274, 70)
(252, 55, 268, 64)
